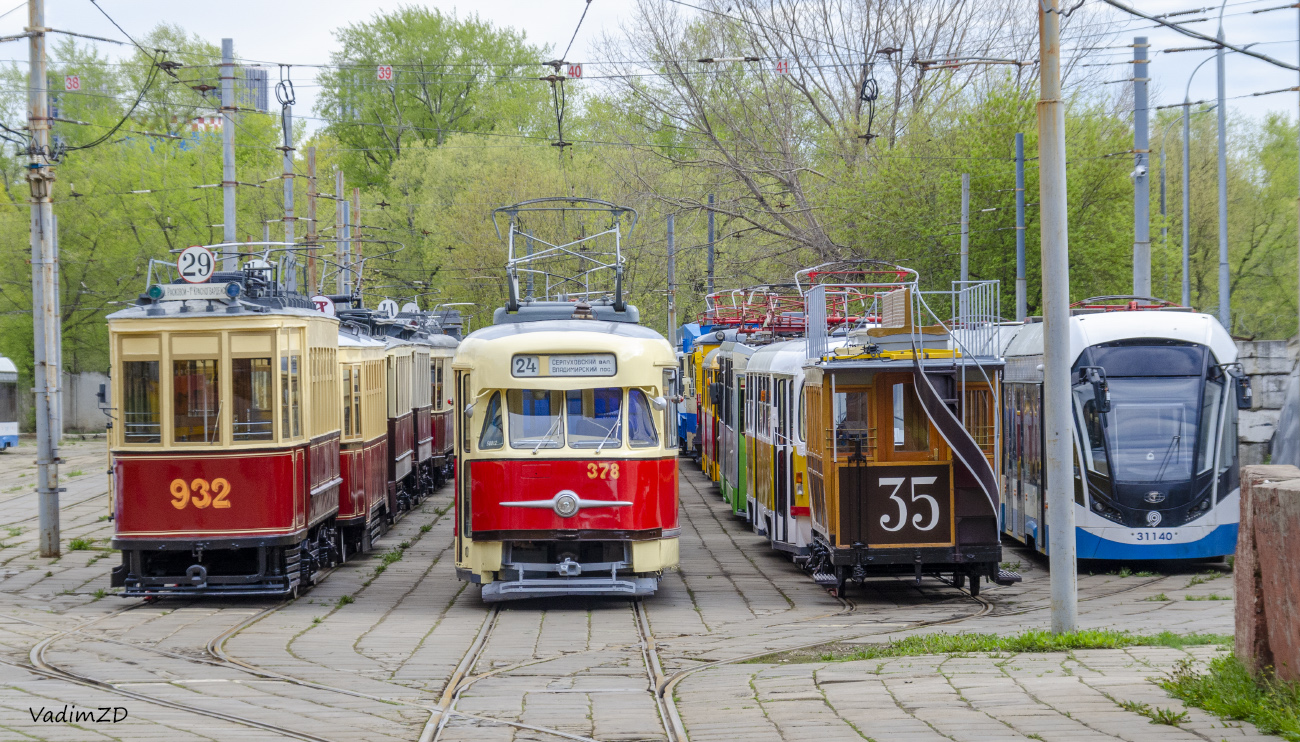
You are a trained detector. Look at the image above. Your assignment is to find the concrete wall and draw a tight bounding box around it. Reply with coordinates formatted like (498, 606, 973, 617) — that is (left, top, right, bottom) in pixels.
(1236, 338, 1298, 466)
(1237, 465, 1300, 681)
(16, 371, 110, 434)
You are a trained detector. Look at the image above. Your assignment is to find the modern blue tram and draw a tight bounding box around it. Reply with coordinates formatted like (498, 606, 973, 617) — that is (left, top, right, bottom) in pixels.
(0, 356, 17, 449)
(1001, 301, 1249, 560)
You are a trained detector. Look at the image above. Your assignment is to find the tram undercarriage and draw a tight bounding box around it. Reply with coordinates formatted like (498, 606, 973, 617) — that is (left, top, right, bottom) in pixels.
(804, 537, 1014, 596)
(459, 538, 678, 602)
(111, 520, 340, 598)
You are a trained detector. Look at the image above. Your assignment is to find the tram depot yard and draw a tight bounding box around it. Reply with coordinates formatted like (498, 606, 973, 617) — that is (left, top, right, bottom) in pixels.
(0, 436, 1268, 742)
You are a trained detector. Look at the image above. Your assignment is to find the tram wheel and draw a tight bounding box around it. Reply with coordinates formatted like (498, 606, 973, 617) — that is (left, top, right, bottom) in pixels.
(969, 573, 981, 597)
(953, 572, 966, 589)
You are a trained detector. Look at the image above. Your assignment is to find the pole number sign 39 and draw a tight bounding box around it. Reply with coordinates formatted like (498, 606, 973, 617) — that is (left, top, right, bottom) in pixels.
(177, 245, 216, 283)
(377, 65, 393, 81)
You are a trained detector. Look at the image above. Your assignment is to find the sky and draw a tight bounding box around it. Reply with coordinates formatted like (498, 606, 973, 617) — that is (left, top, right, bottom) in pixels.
(0, 0, 1296, 130)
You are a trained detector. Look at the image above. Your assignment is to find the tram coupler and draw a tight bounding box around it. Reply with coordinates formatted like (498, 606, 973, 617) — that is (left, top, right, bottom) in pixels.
(994, 569, 1023, 586)
(913, 554, 923, 585)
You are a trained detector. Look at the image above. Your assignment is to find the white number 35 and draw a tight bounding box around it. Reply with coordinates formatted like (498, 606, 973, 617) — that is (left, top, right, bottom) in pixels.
(879, 476, 940, 532)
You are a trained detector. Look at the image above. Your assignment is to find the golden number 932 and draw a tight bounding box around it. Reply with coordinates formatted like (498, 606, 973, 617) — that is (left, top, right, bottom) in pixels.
(170, 478, 232, 510)
(586, 462, 620, 480)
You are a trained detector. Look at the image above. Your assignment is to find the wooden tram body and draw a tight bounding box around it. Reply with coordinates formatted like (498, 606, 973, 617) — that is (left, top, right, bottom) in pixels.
(716, 338, 755, 517)
(800, 279, 1011, 595)
(336, 330, 389, 555)
(107, 271, 344, 597)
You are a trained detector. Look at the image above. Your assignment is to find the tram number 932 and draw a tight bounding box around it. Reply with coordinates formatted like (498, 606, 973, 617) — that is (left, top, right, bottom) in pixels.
(169, 478, 232, 510)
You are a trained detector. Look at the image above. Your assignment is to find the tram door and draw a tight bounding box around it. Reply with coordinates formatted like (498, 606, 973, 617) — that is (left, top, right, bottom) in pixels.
(774, 378, 791, 544)
(1005, 385, 1024, 540)
(833, 384, 872, 546)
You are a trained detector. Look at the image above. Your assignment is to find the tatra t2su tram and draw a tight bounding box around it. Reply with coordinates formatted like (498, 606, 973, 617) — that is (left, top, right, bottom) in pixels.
(1001, 300, 1249, 560)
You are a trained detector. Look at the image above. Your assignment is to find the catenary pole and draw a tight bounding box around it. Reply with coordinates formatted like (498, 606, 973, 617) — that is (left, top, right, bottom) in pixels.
(1216, 14, 1231, 329)
(1160, 144, 1168, 296)
(1038, 0, 1077, 634)
(1133, 37, 1151, 296)
(706, 194, 715, 295)
(221, 38, 236, 271)
(1182, 100, 1193, 307)
(306, 146, 317, 293)
(281, 88, 295, 290)
(29, 0, 61, 558)
(334, 170, 345, 295)
(1016, 134, 1027, 321)
(667, 215, 677, 349)
(351, 187, 361, 294)
(960, 173, 970, 284)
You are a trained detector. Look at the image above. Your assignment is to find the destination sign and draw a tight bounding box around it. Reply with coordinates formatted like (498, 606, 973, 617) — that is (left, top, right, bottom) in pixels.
(511, 353, 617, 378)
(147, 283, 240, 301)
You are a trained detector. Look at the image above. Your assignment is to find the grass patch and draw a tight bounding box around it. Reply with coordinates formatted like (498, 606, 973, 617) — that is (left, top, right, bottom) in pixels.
(92, 588, 107, 601)
(753, 629, 1232, 664)
(1118, 700, 1189, 726)
(312, 616, 322, 624)
(1112, 568, 1159, 578)
(1163, 655, 1300, 740)
(1185, 594, 1231, 601)
(67, 469, 84, 477)
(1000, 561, 1022, 571)
(1142, 593, 1172, 602)
(335, 595, 354, 608)
(7, 526, 20, 537)
(68, 537, 93, 550)
(1186, 571, 1222, 589)
(419, 523, 432, 533)
(96, 515, 110, 522)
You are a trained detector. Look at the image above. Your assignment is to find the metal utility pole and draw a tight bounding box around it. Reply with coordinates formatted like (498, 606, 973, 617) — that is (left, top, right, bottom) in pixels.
(1159, 145, 1168, 296)
(1038, 0, 1077, 634)
(1182, 101, 1192, 307)
(667, 215, 677, 349)
(351, 187, 361, 293)
(29, 0, 61, 558)
(1133, 37, 1151, 296)
(221, 38, 237, 271)
(960, 174, 970, 284)
(1015, 134, 1027, 321)
(306, 146, 317, 293)
(1215, 18, 1231, 329)
(706, 194, 715, 295)
(334, 170, 345, 295)
(280, 83, 295, 289)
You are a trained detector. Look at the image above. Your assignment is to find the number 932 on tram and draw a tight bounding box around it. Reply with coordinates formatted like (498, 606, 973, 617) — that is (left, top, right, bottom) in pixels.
(452, 303, 681, 602)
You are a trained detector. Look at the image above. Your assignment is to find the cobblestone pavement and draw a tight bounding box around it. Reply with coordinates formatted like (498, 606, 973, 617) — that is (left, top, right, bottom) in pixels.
(0, 440, 1275, 741)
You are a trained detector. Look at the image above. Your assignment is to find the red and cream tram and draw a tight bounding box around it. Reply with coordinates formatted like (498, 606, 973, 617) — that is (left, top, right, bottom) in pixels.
(454, 198, 679, 601)
(109, 261, 343, 597)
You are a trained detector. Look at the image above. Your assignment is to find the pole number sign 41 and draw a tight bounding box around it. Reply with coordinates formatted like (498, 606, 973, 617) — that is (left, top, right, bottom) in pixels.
(178, 245, 216, 283)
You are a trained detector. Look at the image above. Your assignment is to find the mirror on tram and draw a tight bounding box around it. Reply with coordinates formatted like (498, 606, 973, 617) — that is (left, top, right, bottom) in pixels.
(1078, 366, 1112, 414)
(1236, 372, 1253, 410)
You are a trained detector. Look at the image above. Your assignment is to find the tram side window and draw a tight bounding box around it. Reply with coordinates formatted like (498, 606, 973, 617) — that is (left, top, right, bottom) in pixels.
(628, 389, 659, 447)
(478, 391, 504, 449)
(892, 382, 929, 452)
(664, 369, 678, 441)
(281, 354, 301, 439)
(122, 361, 160, 443)
(797, 386, 805, 443)
(342, 368, 353, 436)
(1074, 386, 1107, 475)
(834, 390, 870, 456)
(738, 376, 746, 435)
(0, 381, 14, 423)
(1198, 375, 1225, 474)
(232, 358, 274, 441)
(508, 389, 563, 449)
(567, 388, 622, 448)
(174, 359, 219, 444)
(434, 361, 444, 411)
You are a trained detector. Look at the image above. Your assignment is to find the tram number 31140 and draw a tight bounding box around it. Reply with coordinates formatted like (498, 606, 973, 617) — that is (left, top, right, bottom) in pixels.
(1133, 530, 1176, 542)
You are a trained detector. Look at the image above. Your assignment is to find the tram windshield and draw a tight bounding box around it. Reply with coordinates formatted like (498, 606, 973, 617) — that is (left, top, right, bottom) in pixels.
(1074, 375, 1220, 483)
(508, 389, 564, 449)
(566, 388, 622, 448)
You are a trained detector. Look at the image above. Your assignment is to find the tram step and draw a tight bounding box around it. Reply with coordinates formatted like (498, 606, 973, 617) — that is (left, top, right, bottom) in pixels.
(994, 570, 1022, 586)
(811, 572, 839, 587)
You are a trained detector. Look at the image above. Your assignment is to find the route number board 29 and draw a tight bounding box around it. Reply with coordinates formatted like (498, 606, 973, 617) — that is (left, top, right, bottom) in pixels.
(177, 245, 216, 284)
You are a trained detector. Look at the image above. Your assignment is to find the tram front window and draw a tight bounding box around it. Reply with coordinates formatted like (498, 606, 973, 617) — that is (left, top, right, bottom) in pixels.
(233, 358, 273, 441)
(479, 391, 504, 449)
(834, 390, 870, 456)
(567, 388, 622, 448)
(174, 359, 219, 444)
(123, 360, 160, 443)
(508, 389, 564, 449)
(628, 389, 658, 447)
(1089, 377, 1203, 482)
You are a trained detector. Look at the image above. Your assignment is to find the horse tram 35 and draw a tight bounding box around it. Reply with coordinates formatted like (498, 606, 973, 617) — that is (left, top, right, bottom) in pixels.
(108, 246, 343, 597)
(453, 199, 680, 601)
(798, 263, 1019, 596)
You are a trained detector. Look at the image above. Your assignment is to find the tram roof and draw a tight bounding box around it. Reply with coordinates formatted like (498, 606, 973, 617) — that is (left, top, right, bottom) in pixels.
(454, 320, 675, 388)
(107, 300, 330, 323)
(1003, 310, 1237, 366)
